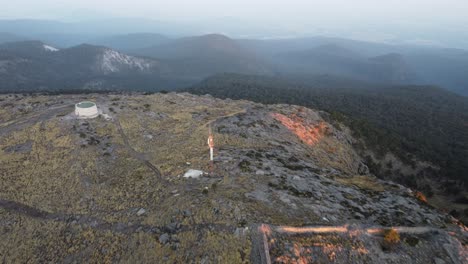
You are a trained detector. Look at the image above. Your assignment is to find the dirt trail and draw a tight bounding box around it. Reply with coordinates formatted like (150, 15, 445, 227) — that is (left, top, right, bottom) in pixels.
(0, 199, 234, 235)
(0, 105, 73, 136)
(273, 225, 440, 236)
(114, 119, 162, 180)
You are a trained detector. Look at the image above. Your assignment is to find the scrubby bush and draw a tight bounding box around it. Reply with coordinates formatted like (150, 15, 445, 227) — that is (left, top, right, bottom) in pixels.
(415, 191, 428, 203)
(238, 160, 252, 172)
(382, 228, 400, 250)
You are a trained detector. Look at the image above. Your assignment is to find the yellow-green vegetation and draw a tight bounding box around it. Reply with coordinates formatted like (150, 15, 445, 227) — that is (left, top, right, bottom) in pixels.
(2, 93, 449, 263)
(382, 228, 400, 250)
(0, 93, 262, 262)
(269, 233, 370, 263)
(414, 191, 428, 203)
(335, 175, 386, 193)
(0, 213, 125, 264)
(308, 136, 361, 176)
(118, 94, 251, 177)
(0, 120, 83, 213)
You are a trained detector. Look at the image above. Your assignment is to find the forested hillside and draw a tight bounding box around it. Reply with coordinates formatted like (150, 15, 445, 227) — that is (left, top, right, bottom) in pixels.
(186, 73, 468, 196)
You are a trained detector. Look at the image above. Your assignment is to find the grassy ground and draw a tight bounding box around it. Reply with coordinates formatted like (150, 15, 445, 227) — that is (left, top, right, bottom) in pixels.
(0, 93, 461, 263)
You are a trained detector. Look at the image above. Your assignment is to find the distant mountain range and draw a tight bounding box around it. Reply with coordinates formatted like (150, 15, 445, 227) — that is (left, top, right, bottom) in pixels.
(132, 34, 273, 78)
(89, 33, 171, 52)
(240, 37, 468, 95)
(0, 34, 272, 91)
(0, 41, 184, 92)
(0, 30, 468, 95)
(0, 32, 28, 44)
(0, 36, 273, 92)
(273, 44, 418, 84)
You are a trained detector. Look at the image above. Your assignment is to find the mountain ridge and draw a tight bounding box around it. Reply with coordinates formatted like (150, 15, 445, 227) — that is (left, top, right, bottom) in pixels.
(0, 92, 466, 263)
(133, 33, 273, 77)
(185, 73, 468, 223)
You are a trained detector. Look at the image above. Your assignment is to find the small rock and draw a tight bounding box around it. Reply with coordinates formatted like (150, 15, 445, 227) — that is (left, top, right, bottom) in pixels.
(136, 208, 146, 216)
(234, 227, 249, 238)
(434, 258, 446, 264)
(354, 213, 364, 219)
(159, 233, 170, 245)
(183, 210, 192, 217)
(183, 169, 203, 179)
(358, 162, 370, 175)
(234, 206, 242, 221)
(255, 170, 265, 175)
(150, 227, 160, 233)
(166, 222, 181, 233)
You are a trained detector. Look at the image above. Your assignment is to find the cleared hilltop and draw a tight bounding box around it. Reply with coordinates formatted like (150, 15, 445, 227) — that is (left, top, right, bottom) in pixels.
(0, 93, 466, 263)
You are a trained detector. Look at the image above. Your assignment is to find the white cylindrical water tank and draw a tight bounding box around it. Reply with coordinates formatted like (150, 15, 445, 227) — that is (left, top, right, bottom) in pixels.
(75, 101, 98, 119)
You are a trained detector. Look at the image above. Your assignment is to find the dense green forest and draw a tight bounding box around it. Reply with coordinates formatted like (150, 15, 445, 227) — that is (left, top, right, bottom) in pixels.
(185, 73, 468, 193)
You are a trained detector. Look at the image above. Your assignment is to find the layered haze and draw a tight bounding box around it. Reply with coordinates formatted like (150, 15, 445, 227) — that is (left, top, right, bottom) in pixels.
(1, 0, 468, 48)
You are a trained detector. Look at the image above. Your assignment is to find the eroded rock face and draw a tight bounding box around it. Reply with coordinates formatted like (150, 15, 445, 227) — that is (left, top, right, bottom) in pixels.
(213, 105, 447, 227)
(0, 93, 465, 263)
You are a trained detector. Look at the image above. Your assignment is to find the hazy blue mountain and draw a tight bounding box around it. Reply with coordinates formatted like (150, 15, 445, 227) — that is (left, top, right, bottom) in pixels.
(405, 49, 468, 96)
(0, 19, 189, 48)
(274, 44, 419, 84)
(238, 36, 412, 58)
(0, 41, 194, 92)
(89, 33, 171, 52)
(0, 40, 60, 58)
(0, 27, 467, 95)
(368, 53, 419, 84)
(0, 36, 274, 93)
(0, 19, 72, 35)
(240, 36, 468, 95)
(0, 18, 192, 38)
(133, 33, 273, 77)
(0, 32, 28, 44)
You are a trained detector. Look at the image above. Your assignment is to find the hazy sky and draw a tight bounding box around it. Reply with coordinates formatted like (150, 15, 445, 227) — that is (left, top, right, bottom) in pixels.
(2, 0, 468, 46)
(2, 0, 468, 24)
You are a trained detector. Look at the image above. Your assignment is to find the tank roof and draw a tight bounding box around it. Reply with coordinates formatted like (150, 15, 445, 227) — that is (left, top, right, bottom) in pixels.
(76, 101, 96, 108)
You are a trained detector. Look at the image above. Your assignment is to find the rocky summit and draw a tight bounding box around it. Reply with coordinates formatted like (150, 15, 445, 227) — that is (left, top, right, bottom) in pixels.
(0, 92, 466, 263)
